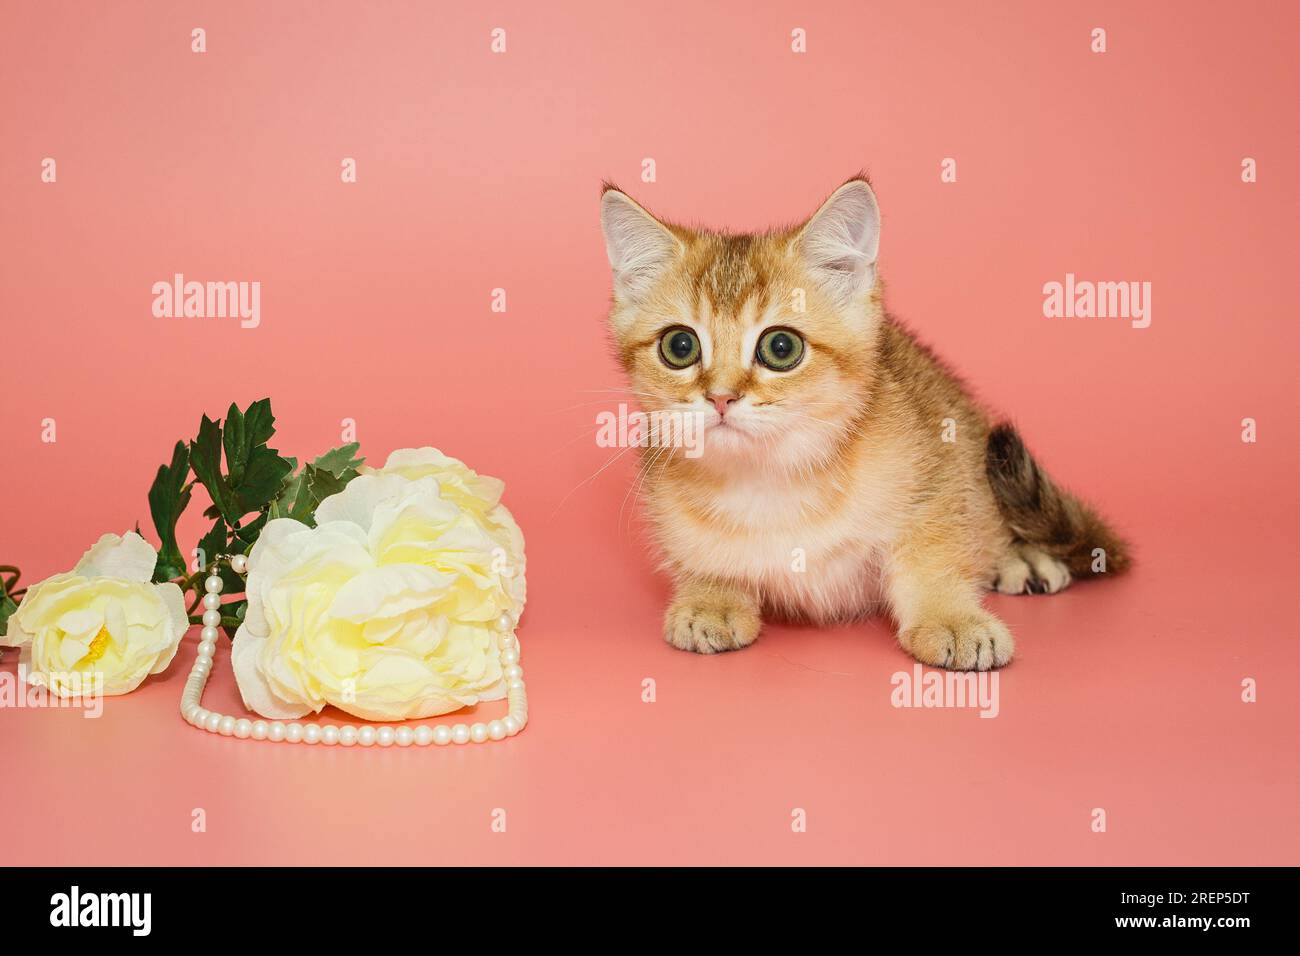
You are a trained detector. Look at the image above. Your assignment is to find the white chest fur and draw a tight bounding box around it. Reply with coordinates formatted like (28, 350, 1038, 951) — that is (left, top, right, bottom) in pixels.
(652, 463, 905, 623)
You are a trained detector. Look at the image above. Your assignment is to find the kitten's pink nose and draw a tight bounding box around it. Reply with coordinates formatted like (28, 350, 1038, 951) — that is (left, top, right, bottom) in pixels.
(708, 392, 739, 416)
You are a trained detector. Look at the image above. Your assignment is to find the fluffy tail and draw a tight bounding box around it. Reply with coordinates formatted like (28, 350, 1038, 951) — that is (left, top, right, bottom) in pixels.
(985, 423, 1131, 576)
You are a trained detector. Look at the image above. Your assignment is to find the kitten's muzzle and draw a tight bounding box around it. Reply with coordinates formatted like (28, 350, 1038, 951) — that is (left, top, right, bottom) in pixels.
(707, 392, 739, 417)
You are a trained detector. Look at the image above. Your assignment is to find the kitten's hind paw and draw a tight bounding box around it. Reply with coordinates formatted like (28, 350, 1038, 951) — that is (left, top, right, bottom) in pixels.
(993, 547, 1071, 595)
(664, 589, 761, 654)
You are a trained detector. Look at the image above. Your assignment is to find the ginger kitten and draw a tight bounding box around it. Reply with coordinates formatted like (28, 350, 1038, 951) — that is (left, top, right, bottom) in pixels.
(598, 175, 1129, 671)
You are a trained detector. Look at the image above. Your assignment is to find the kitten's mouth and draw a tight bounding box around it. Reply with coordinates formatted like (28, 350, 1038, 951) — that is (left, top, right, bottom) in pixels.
(706, 416, 754, 441)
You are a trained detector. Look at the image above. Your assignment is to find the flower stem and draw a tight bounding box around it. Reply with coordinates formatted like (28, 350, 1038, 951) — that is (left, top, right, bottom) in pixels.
(1, 565, 20, 595)
(188, 613, 241, 628)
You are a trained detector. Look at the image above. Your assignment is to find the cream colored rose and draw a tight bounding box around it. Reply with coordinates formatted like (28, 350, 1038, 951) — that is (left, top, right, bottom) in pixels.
(361, 447, 526, 611)
(232, 448, 526, 721)
(2, 532, 188, 696)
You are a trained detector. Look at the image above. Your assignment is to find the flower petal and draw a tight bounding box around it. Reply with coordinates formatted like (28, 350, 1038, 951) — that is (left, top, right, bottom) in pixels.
(149, 582, 189, 675)
(328, 564, 456, 624)
(231, 626, 313, 719)
(74, 532, 158, 582)
(313, 474, 415, 532)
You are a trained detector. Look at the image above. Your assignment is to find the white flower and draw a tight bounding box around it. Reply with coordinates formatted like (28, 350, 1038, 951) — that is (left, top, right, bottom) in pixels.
(232, 448, 526, 721)
(2, 532, 187, 696)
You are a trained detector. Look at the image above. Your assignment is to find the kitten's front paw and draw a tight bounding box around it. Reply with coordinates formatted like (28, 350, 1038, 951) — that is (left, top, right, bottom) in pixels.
(899, 611, 1014, 670)
(664, 597, 761, 655)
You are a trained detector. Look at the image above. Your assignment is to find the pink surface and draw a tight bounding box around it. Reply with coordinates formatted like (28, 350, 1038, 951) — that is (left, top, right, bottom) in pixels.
(1, 1, 1297, 865)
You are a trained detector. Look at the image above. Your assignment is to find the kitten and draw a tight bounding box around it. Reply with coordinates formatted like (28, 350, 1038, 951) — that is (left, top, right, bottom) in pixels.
(598, 175, 1129, 670)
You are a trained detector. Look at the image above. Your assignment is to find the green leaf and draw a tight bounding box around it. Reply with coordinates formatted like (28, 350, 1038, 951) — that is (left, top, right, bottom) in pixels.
(312, 442, 365, 480)
(222, 398, 275, 487)
(268, 479, 293, 520)
(217, 566, 245, 600)
(303, 464, 349, 525)
(221, 598, 248, 638)
(269, 461, 352, 528)
(0, 581, 17, 638)
(190, 401, 292, 524)
(189, 414, 239, 523)
(148, 441, 192, 582)
(196, 519, 228, 574)
(234, 444, 293, 515)
(234, 512, 267, 545)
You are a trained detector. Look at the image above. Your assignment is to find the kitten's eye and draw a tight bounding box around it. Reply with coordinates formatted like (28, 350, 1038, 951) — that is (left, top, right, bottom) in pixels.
(659, 327, 701, 369)
(756, 328, 804, 371)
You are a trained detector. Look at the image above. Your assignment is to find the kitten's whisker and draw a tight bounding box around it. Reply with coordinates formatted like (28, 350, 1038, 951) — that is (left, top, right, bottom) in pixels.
(632, 442, 678, 534)
(573, 387, 661, 399)
(544, 397, 653, 414)
(543, 423, 610, 459)
(620, 444, 669, 536)
(549, 443, 637, 518)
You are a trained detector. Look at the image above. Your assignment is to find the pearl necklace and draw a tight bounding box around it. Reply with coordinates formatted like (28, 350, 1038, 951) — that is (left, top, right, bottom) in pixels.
(180, 554, 528, 746)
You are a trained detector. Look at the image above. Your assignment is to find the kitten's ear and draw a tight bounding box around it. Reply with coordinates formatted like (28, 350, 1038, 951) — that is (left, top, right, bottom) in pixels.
(797, 178, 881, 305)
(600, 188, 682, 302)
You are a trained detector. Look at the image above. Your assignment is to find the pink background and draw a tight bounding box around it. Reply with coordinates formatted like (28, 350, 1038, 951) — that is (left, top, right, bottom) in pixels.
(2, 1, 1297, 865)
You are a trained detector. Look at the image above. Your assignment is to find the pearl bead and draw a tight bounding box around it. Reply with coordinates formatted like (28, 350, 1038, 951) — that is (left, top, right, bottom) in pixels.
(508, 677, 525, 692)
(501, 647, 519, 665)
(200, 626, 220, 642)
(204, 575, 224, 593)
(202, 609, 222, 627)
(376, 727, 395, 747)
(285, 723, 304, 743)
(196, 643, 214, 663)
(204, 713, 221, 733)
(202, 593, 222, 611)
(230, 553, 248, 573)
(505, 664, 523, 681)
(252, 721, 268, 740)
(339, 726, 358, 746)
(302, 724, 322, 744)
(496, 612, 513, 632)
(488, 720, 507, 740)
(415, 726, 434, 746)
(234, 718, 252, 739)
(321, 725, 339, 745)
(469, 722, 489, 743)
(358, 726, 376, 747)
(268, 722, 286, 742)
(451, 724, 470, 745)
(434, 725, 453, 746)
(218, 716, 236, 736)
(503, 715, 520, 735)
(396, 727, 414, 747)
(499, 633, 516, 650)
(193, 708, 209, 726)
